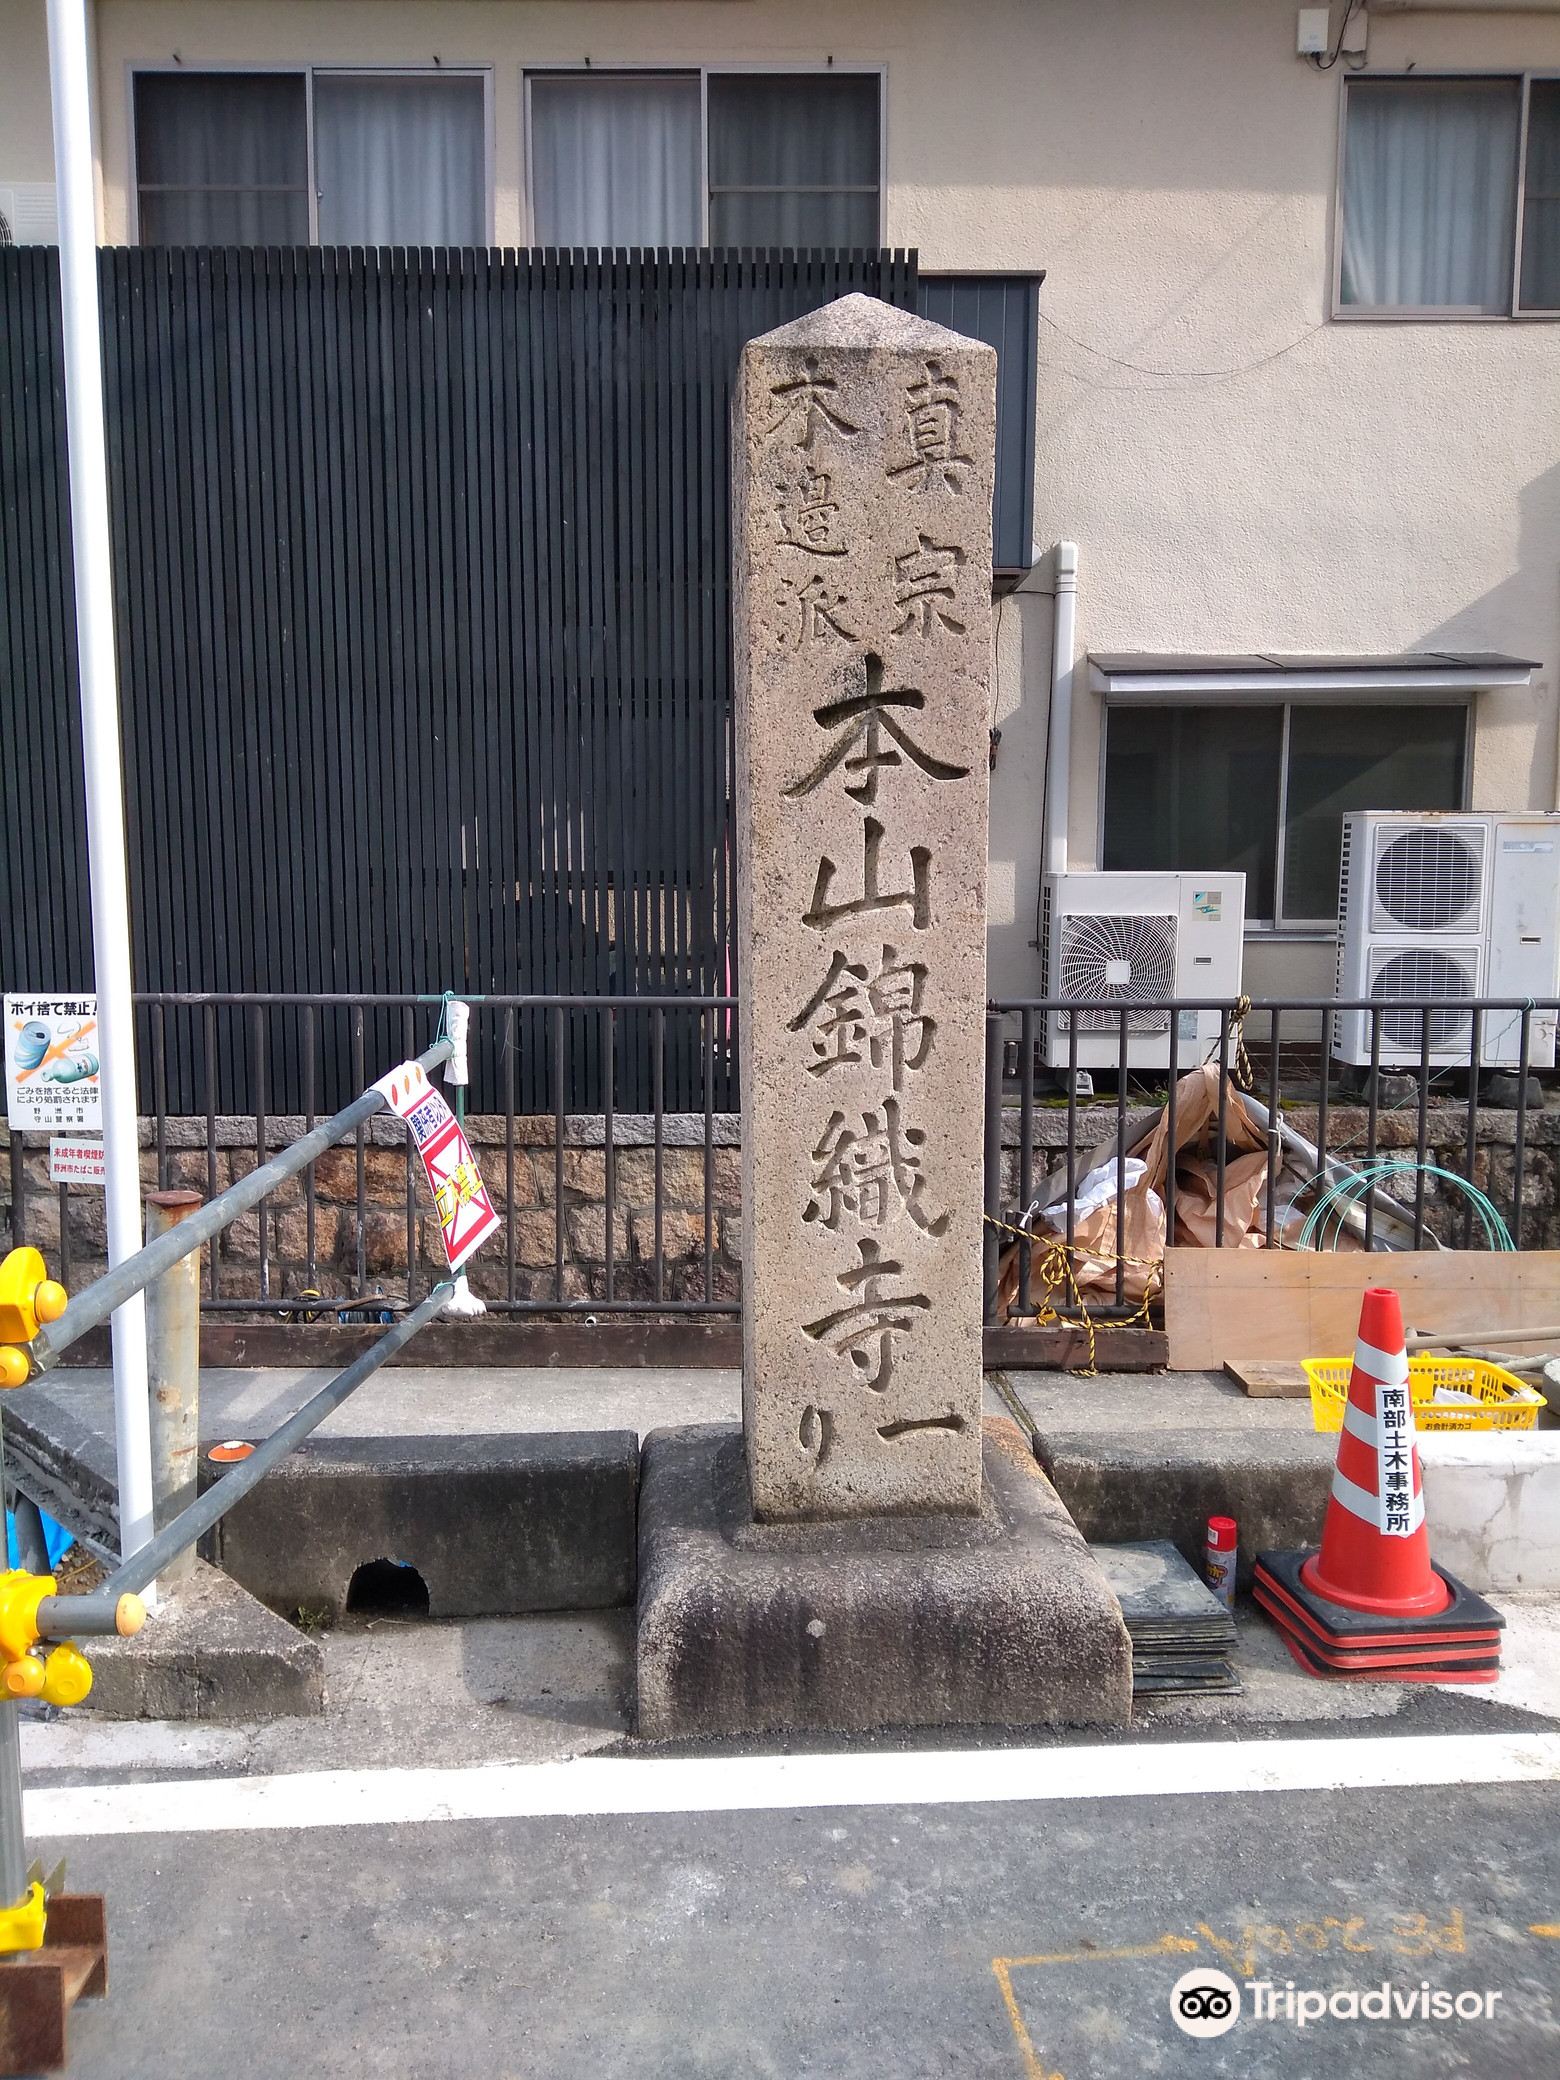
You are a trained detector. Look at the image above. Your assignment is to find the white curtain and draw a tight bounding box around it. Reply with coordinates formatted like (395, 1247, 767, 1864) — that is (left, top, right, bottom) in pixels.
(1340, 80, 1519, 311)
(314, 75, 486, 246)
(528, 75, 701, 247)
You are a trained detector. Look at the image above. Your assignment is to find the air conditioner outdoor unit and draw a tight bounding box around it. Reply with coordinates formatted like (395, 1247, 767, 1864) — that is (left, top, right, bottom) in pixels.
(1333, 811, 1560, 1069)
(1039, 871, 1247, 1070)
(0, 184, 58, 246)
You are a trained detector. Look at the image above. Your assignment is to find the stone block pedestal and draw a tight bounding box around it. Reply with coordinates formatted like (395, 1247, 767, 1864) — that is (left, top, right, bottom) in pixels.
(635, 1418, 1133, 1739)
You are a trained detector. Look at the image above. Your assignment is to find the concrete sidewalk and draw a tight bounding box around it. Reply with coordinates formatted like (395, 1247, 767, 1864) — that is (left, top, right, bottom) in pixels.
(36, 1359, 1320, 1446)
(17, 1362, 1560, 1601)
(28, 1360, 746, 1444)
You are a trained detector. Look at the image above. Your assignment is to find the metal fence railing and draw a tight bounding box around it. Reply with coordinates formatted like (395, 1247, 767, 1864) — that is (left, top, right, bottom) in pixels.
(1, 992, 1553, 1329)
(6, 994, 739, 1318)
(984, 995, 1559, 1325)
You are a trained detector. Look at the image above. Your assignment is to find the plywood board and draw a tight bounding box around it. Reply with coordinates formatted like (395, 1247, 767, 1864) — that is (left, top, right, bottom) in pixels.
(1223, 1358, 1309, 1398)
(1165, 1250, 1560, 1371)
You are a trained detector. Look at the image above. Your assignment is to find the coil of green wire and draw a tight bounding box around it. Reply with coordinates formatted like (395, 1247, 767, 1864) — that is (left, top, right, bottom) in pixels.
(1291, 1160, 1514, 1253)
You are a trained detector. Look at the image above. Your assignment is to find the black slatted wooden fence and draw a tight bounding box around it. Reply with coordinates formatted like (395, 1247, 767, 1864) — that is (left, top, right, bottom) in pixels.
(0, 247, 918, 1112)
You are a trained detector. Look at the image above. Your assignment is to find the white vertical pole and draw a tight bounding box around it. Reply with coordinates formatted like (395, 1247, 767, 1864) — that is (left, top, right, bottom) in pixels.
(1044, 541, 1079, 880)
(46, 0, 157, 1585)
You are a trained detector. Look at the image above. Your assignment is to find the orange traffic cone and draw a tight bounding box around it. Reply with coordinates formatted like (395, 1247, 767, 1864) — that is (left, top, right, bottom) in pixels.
(1253, 1286, 1504, 1684)
(1300, 1286, 1448, 1617)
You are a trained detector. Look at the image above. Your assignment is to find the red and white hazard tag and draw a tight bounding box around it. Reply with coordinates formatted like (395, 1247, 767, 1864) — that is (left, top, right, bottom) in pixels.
(371, 1060, 501, 1272)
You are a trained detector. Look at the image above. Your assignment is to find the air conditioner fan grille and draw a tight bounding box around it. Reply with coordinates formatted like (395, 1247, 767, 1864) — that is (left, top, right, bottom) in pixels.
(1368, 946, 1476, 1053)
(1373, 825, 1482, 934)
(1057, 912, 1176, 1033)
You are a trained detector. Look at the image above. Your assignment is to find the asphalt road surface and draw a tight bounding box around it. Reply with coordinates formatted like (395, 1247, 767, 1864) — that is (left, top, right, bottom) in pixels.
(30, 1733, 1560, 2080)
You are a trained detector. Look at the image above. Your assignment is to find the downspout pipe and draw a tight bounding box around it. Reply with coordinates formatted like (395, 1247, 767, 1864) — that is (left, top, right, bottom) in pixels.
(1043, 542, 1079, 880)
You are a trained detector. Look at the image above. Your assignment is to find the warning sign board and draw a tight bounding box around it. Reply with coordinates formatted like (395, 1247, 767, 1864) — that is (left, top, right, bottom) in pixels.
(4, 995, 102, 1131)
(371, 1060, 501, 1272)
(48, 1138, 106, 1187)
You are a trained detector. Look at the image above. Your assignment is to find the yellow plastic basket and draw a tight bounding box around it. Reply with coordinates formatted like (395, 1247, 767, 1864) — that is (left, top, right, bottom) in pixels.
(1303, 1354, 1545, 1434)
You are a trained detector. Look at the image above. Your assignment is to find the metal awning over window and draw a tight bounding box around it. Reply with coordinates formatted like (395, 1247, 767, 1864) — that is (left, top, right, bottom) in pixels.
(1089, 652, 1539, 701)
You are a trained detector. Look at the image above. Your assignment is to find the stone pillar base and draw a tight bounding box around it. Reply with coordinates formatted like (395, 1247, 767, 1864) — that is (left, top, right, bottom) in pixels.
(635, 1417, 1133, 1739)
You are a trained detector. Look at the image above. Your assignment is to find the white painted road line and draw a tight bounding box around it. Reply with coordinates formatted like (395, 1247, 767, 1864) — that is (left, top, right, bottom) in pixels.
(24, 1731, 1560, 1840)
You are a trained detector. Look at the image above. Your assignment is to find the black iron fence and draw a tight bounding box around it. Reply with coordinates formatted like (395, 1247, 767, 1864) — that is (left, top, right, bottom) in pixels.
(985, 995, 1560, 1324)
(1, 992, 1554, 1326)
(5, 992, 738, 1315)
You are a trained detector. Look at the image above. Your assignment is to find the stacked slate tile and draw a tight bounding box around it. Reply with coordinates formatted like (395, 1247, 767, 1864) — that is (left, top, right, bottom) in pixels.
(1092, 1539, 1239, 1695)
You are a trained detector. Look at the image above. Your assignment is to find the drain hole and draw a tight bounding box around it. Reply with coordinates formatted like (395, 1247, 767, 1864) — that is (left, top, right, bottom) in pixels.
(345, 1558, 430, 1619)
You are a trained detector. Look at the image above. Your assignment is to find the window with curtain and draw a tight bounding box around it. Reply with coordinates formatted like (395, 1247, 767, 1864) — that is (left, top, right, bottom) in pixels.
(134, 73, 309, 245)
(1103, 703, 1466, 925)
(1103, 706, 1284, 917)
(314, 75, 485, 245)
(525, 69, 882, 248)
(135, 68, 488, 245)
(1338, 75, 1560, 315)
(1340, 78, 1520, 311)
(527, 73, 701, 246)
(707, 73, 880, 246)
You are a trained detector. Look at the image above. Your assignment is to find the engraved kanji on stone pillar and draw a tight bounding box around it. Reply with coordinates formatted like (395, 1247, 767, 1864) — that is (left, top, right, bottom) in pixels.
(733, 295, 996, 1520)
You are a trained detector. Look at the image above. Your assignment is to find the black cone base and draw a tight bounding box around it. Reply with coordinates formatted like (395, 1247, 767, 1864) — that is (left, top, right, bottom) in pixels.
(1254, 1549, 1503, 1683)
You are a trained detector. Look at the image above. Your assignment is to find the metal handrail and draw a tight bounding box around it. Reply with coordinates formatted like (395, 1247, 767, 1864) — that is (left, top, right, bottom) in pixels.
(26, 1035, 452, 1373)
(33, 1282, 453, 1636)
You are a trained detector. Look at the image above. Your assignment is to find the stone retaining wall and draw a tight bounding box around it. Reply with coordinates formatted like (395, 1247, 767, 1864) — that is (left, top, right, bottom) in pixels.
(0, 1113, 742, 1307)
(2, 1098, 1554, 1307)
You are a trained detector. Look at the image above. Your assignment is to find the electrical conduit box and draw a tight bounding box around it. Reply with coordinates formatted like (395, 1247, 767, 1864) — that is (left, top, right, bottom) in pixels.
(1039, 871, 1247, 1071)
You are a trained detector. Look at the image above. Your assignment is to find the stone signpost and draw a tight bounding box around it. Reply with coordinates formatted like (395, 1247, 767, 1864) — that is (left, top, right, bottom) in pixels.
(733, 296, 994, 1521)
(634, 295, 1132, 1741)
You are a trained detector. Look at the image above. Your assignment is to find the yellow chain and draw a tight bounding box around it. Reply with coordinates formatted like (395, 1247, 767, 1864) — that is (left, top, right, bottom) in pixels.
(984, 1213, 1162, 1379)
(986, 995, 1252, 1377)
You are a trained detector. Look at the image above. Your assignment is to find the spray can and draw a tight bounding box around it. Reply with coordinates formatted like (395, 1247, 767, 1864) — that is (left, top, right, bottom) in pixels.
(1205, 1514, 1237, 1609)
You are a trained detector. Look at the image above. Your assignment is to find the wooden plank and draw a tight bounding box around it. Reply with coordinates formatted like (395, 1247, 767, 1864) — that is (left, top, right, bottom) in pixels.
(1223, 1358, 1310, 1398)
(982, 1326, 1168, 1372)
(1165, 1249, 1560, 1371)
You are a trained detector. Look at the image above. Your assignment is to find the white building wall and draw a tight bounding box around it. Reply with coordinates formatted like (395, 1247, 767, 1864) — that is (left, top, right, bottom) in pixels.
(2, 0, 1557, 1002)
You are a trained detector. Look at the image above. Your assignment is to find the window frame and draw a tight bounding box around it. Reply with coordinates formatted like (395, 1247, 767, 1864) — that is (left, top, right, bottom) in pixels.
(1332, 69, 1560, 321)
(520, 61, 888, 248)
(1097, 695, 1474, 933)
(128, 61, 496, 247)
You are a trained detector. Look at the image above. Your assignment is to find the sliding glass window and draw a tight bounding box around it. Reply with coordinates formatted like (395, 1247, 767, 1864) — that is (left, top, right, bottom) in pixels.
(134, 69, 488, 246)
(1103, 703, 1467, 926)
(525, 69, 882, 248)
(1338, 74, 1560, 315)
